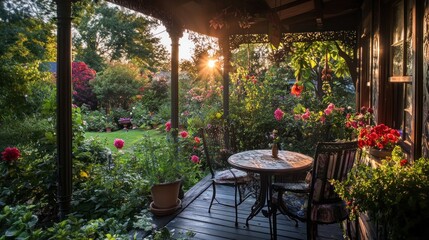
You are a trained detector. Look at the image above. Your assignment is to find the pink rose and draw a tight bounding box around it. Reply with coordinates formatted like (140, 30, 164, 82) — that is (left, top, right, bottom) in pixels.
(180, 131, 189, 138)
(191, 155, 200, 164)
(114, 139, 125, 149)
(165, 121, 171, 132)
(301, 109, 310, 120)
(324, 108, 332, 116)
(327, 103, 335, 109)
(274, 108, 285, 121)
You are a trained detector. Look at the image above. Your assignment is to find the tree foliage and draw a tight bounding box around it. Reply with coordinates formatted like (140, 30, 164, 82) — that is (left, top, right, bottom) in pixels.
(72, 62, 97, 109)
(91, 64, 144, 111)
(0, 1, 56, 119)
(73, 2, 168, 72)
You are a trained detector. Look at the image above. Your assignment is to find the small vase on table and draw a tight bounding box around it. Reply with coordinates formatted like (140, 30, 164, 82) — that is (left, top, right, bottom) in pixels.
(272, 143, 279, 158)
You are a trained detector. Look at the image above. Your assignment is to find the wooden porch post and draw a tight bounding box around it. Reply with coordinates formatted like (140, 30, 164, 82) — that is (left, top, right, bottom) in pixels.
(219, 35, 231, 150)
(56, 0, 73, 220)
(166, 23, 183, 140)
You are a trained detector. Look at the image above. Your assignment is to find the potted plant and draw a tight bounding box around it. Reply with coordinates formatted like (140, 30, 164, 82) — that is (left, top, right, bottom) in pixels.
(130, 131, 202, 216)
(357, 123, 400, 159)
(105, 122, 115, 132)
(332, 146, 429, 239)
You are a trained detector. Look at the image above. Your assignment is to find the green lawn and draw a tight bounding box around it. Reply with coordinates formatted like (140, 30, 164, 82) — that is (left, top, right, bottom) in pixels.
(84, 128, 163, 151)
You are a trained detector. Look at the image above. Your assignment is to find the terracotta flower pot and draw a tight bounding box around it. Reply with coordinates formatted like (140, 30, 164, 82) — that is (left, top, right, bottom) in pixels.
(150, 179, 182, 216)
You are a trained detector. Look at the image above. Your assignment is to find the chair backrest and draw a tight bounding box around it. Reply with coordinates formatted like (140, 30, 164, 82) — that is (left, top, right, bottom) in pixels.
(200, 125, 233, 178)
(308, 141, 359, 205)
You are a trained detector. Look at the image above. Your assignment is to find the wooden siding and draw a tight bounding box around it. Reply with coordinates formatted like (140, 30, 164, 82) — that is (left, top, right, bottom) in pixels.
(423, 0, 429, 158)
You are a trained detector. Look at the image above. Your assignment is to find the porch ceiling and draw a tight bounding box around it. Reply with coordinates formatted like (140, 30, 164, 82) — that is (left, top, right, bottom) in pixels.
(107, 0, 362, 37)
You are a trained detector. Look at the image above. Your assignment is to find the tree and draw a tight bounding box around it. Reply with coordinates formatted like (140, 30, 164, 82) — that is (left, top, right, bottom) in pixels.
(72, 62, 97, 109)
(73, 2, 168, 72)
(0, 1, 56, 118)
(289, 41, 354, 101)
(90, 63, 144, 111)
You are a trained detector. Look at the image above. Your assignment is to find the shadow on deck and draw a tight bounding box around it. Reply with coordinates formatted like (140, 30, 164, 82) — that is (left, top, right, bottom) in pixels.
(151, 175, 344, 240)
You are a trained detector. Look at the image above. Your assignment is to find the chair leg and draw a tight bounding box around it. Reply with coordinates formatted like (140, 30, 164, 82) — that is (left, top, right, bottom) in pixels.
(234, 184, 239, 226)
(208, 182, 215, 213)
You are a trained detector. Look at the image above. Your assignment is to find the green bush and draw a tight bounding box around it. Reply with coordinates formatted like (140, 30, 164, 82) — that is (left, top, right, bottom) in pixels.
(82, 109, 106, 132)
(0, 205, 43, 240)
(333, 146, 429, 239)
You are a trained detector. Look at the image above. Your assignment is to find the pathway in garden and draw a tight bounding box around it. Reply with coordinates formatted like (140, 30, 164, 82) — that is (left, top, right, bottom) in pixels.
(152, 175, 344, 240)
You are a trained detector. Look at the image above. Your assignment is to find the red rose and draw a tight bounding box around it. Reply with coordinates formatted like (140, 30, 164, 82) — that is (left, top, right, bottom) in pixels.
(400, 159, 408, 166)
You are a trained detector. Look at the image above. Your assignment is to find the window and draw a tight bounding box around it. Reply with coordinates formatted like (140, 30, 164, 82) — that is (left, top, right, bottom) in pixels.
(389, 0, 413, 82)
(389, 0, 413, 146)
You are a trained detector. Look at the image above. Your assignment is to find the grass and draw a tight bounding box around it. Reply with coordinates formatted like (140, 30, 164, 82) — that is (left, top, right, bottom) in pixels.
(84, 128, 164, 151)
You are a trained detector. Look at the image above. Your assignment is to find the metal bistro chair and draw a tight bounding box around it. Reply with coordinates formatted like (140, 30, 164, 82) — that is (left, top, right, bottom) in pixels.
(270, 141, 359, 240)
(200, 125, 253, 226)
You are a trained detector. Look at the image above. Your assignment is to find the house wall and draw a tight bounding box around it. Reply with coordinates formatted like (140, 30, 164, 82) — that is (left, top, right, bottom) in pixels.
(359, 0, 429, 159)
(424, 0, 429, 158)
(356, 0, 429, 238)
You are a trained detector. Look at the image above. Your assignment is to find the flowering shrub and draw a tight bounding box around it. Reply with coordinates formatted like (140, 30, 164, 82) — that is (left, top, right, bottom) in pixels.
(1, 147, 21, 163)
(345, 106, 374, 130)
(357, 124, 400, 150)
(333, 146, 429, 239)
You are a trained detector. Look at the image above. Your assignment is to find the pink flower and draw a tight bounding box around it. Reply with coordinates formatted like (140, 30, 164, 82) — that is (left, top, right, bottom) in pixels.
(274, 108, 285, 121)
(327, 103, 335, 109)
(191, 155, 200, 164)
(324, 108, 332, 116)
(180, 131, 189, 138)
(194, 137, 201, 144)
(165, 121, 171, 132)
(114, 139, 125, 149)
(1, 147, 21, 162)
(301, 109, 311, 120)
(320, 115, 326, 123)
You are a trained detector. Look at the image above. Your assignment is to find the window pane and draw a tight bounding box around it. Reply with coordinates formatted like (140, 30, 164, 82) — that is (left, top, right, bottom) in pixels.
(404, 84, 412, 142)
(392, 1, 404, 44)
(391, 0, 404, 76)
(406, 0, 413, 76)
(392, 42, 404, 76)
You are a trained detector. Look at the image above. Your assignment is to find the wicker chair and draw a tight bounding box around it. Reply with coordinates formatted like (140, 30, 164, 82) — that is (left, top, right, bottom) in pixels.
(200, 126, 253, 226)
(270, 141, 359, 240)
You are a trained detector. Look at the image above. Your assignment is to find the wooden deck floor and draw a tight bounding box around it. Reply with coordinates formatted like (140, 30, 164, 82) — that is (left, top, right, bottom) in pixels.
(152, 176, 344, 240)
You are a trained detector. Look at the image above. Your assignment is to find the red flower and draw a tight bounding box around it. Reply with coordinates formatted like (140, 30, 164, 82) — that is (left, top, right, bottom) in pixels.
(291, 83, 303, 96)
(165, 121, 171, 132)
(1, 147, 21, 162)
(180, 131, 189, 138)
(400, 159, 408, 166)
(194, 137, 201, 144)
(357, 124, 400, 150)
(114, 139, 125, 149)
(191, 155, 200, 164)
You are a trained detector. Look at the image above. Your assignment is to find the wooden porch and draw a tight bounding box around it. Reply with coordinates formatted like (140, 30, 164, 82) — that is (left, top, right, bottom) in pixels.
(151, 176, 344, 240)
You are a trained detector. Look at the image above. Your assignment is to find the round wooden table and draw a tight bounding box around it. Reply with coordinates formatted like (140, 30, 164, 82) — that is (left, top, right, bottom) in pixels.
(228, 149, 313, 225)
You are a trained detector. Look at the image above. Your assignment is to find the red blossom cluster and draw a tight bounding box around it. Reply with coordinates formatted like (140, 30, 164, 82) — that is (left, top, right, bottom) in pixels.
(358, 123, 400, 149)
(1, 147, 21, 162)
